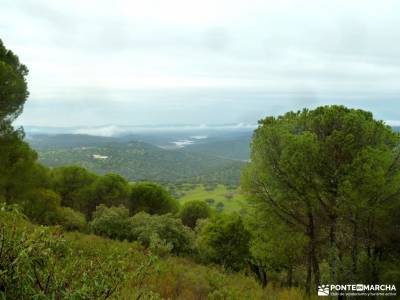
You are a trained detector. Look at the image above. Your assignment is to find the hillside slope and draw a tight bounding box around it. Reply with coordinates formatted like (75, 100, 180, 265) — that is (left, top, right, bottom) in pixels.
(30, 134, 244, 184)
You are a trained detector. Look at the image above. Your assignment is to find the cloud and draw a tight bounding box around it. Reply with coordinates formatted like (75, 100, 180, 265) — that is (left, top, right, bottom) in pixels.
(2, 0, 400, 126)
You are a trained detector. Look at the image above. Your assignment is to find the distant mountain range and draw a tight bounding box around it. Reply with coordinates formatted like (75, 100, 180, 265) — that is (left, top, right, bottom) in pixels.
(27, 131, 251, 184)
(22, 123, 257, 137)
(26, 125, 399, 184)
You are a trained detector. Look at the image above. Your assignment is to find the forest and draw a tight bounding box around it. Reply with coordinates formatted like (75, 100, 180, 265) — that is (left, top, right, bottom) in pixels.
(1, 38, 400, 300)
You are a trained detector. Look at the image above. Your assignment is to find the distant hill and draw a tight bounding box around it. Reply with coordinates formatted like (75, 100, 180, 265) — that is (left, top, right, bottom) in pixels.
(29, 134, 244, 184)
(27, 134, 118, 148)
(182, 134, 251, 161)
(28, 125, 398, 184)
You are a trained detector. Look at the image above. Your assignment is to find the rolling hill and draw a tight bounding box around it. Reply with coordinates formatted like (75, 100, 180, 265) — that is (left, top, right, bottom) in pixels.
(182, 134, 251, 161)
(29, 134, 245, 184)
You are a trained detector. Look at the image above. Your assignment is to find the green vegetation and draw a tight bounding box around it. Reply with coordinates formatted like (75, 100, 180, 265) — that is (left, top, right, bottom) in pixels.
(0, 205, 145, 299)
(1, 39, 399, 299)
(33, 138, 244, 185)
(183, 135, 251, 161)
(1, 205, 310, 299)
(179, 200, 211, 228)
(242, 105, 400, 295)
(0, 39, 28, 121)
(129, 182, 179, 215)
(196, 213, 250, 271)
(172, 184, 247, 213)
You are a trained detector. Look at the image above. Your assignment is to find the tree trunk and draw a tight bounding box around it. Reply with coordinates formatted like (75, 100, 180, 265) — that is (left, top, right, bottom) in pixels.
(329, 215, 338, 283)
(250, 263, 267, 288)
(351, 220, 358, 279)
(306, 250, 312, 296)
(287, 264, 293, 287)
(312, 250, 320, 288)
(306, 208, 318, 295)
(308, 209, 320, 288)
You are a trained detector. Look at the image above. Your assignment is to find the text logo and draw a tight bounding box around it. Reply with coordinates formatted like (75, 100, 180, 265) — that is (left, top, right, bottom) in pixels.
(318, 285, 330, 296)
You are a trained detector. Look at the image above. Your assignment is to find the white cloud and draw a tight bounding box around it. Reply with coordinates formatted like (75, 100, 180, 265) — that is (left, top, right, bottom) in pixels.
(2, 0, 400, 126)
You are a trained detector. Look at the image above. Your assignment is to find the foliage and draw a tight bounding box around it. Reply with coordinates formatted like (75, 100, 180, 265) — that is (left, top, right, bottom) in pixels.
(90, 204, 132, 240)
(1, 40, 399, 297)
(89, 205, 194, 256)
(130, 212, 194, 255)
(0, 204, 148, 299)
(196, 213, 250, 271)
(51, 165, 97, 212)
(179, 200, 211, 228)
(21, 188, 61, 225)
(242, 105, 400, 293)
(0, 123, 38, 203)
(215, 202, 224, 212)
(58, 206, 87, 231)
(174, 183, 246, 213)
(86, 173, 129, 216)
(129, 182, 179, 215)
(134, 256, 268, 300)
(0, 38, 29, 121)
(246, 207, 306, 287)
(33, 137, 244, 185)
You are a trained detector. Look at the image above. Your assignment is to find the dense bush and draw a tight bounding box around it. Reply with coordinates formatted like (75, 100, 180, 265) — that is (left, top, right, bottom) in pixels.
(21, 188, 61, 225)
(129, 182, 179, 215)
(51, 165, 97, 212)
(0, 204, 146, 299)
(196, 213, 250, 271)
(58, 206, 87, 231)
(90, 204, 132, 240)
(130, 212, 194, 255)
(85, 173, 130, 216)
(242, 105, 400, 293)
(0, 125, 39, 203)
(179, 200, 211, 228)
(89, 205, 194, 255)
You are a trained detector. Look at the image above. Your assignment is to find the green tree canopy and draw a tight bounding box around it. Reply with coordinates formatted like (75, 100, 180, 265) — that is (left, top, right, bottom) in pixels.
(90, 204, 132, 240)
(242, 105, 400, 293)
(0, 38, 29, 121)
(0, 123, 38, 203)
(130, 212, 194, 255)
(128, 182, 179, 215)
(57, 207, 87, 232)
(86, 173, 130, 216)
(51, 166, 97, 212)
(21, 188, 61, 225)
(179, 200, 211, 229)
(196, 213, 250, 271)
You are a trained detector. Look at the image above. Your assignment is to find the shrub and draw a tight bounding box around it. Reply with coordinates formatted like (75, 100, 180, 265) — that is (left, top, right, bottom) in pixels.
(51, 165, 97, 211)
(196, 213, 250, 271)
(130, 212, 194, 255)
(0, 204, 138, 299)
(85, 173, 130, 217)
(21, 188, 61, 225)
(216, 202, 224, 212)
(129, 182, 179, 215)
(90, 204, 132, 240)
(205, 198, 215, 205)
(58, 206, 87, 231)
(179, 200, 211, 229)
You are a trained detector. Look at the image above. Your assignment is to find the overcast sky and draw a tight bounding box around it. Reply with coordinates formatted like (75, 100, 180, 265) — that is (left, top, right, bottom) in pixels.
(2, 0, 400, 127)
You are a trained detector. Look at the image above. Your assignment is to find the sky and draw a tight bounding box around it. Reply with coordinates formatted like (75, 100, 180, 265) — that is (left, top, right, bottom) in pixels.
(1, 0, 400, 127)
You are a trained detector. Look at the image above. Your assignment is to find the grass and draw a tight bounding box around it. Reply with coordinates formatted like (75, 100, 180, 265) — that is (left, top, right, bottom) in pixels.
(175, 184, 248, 213)
(1, 205, 312, 300)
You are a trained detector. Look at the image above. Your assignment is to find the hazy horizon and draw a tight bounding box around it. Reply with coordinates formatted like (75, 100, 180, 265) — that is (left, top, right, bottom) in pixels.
(2, 0, 400, 127)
